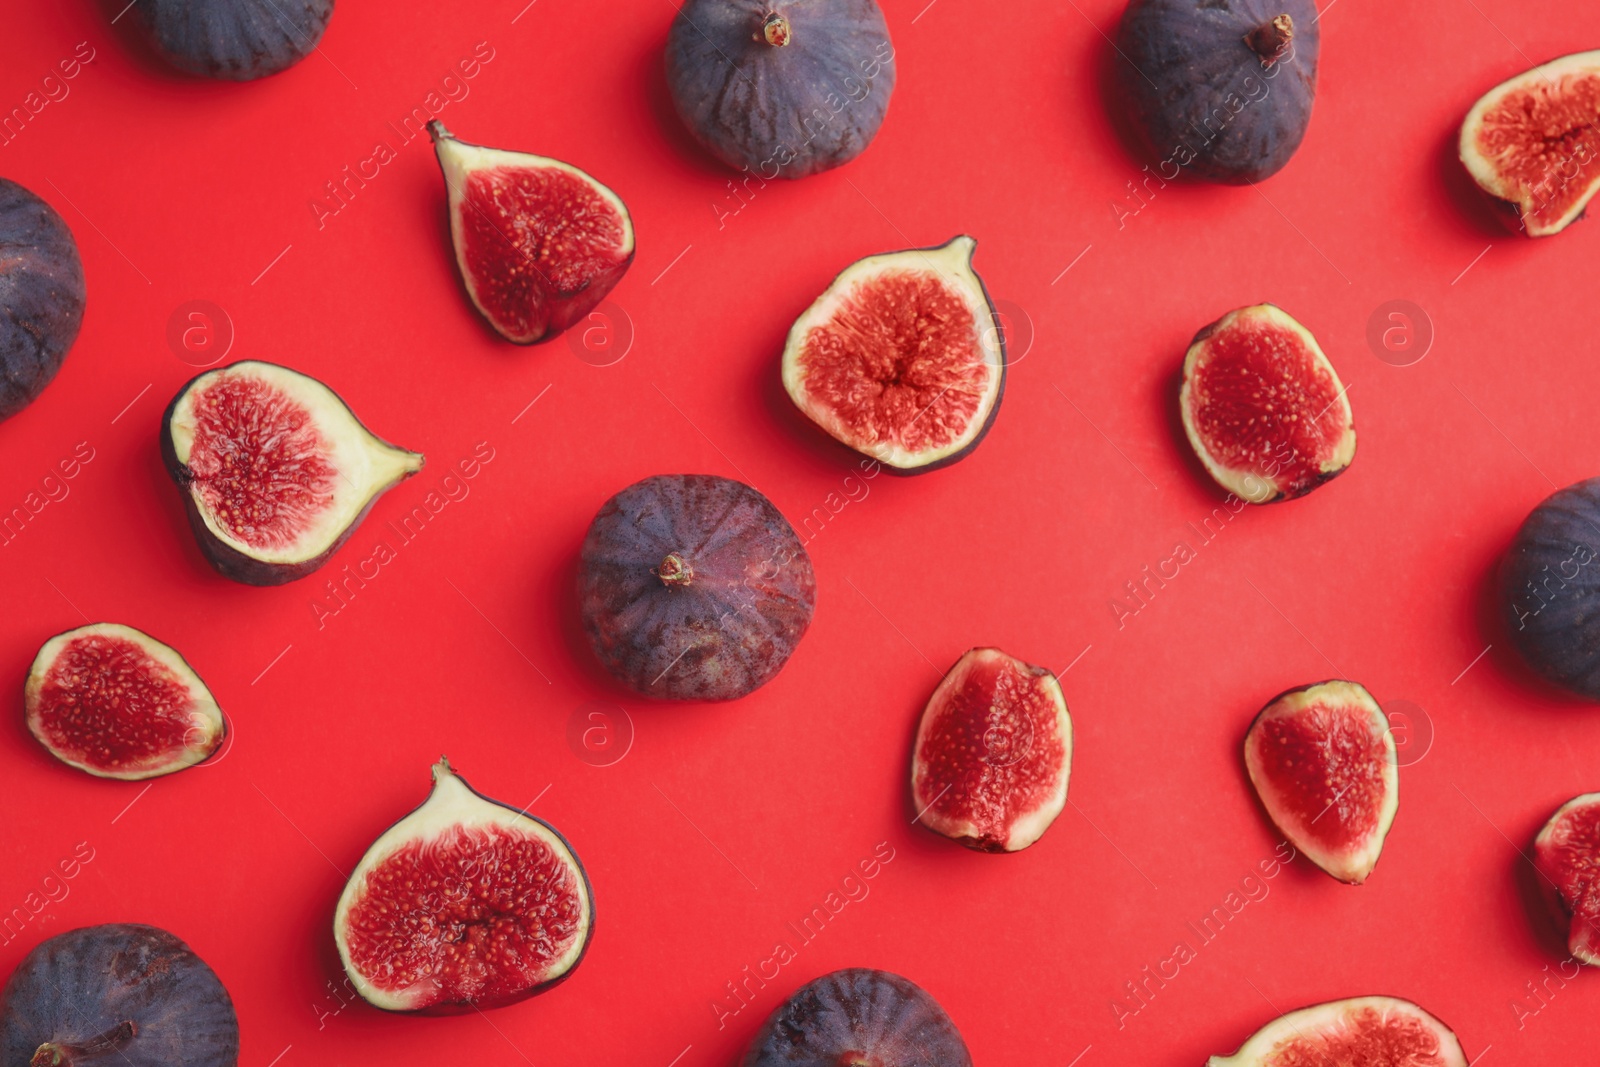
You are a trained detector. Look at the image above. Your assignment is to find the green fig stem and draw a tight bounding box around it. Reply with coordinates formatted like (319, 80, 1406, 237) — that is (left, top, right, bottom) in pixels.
(657, 553, 693, 586)
(1244, 14, 1294, 65)
(31, 1022, 137, 1066)
(759, 12, 792, 47)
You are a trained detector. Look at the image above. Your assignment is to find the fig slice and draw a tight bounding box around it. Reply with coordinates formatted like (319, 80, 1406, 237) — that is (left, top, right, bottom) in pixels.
(1533, 793, 1600, 964)
(24, 623, 224, 781)
(742, 968, 972, 1067)
(1209, 996, 1468, 1066)
(333, 757, 594, 1014)
(161, 359, 424, 586)
(910, 648, 1073, 853)
(781, 235, 1005, 474)
(1244, 680, 1398, 884)
(429, 121, 635, 345)
(1460, 51, 1600, 237)
(1180, 303, 1355, 503)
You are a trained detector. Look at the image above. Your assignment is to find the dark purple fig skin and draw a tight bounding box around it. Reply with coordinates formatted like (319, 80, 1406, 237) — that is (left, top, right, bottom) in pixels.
(1, 924, 239, 1067)
(132, 0, 334, 80)
(1116, 0, 1320, 183)
(0, 180, 84, 423)
(579, 474, 815, 701)
(666, 0, 896, 179)
(742, 969, 972, 1067)
(1502, 477, 1600, 699)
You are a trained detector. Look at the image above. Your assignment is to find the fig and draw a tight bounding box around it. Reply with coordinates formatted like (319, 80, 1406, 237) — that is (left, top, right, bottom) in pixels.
(1179, 303, 1355, 503)
(0, 923, 240, 1067)
(1208, 996, 1468, 1066)
(1244, 680, 1398, 884)
(1460, 51, 1600, 237)
(910, 648, 1073, 853)
(578, 474, 816, 701)
(665, 0, 896, 179)
(1117, 0, 1320, 183)
(1502, 477, 1600, 698)
(0, 179, 84, 423)
(428, 121, 635, 345)
(781, 236, 1005, 474)
(333, 758, 593, 1014)
(24, 623, 224, 781)
(742, 968, 972, 1067)
(130, 0, 334, 80)
(160, 359, 423, 586)
(1533, 793, 1600, 964)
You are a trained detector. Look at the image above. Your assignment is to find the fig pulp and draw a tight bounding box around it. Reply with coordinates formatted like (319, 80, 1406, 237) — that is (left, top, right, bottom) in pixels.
(1460, 51, 1600, 237)
(24, 623, 224, 780)
(781, 236, 1005, 474)
(742, 969, 972, 1067)
(910, 648, 1073, 853)
(0, 924, 240, 1067)
(429, 121, 634, 345)
(1180, 303, 1355, 503)
(1502, 477, 1600, 698)
(1208, 996, 1468, 1066)
(0, 179, 84, 423)
(161, 360, 423, 586)
(334, 758, 593, 1014)
(1533, 793, 1600, 964)
(1244, 680, 1398, 884)
(578, 474, 816, 701)
(131, 0, 334, 79)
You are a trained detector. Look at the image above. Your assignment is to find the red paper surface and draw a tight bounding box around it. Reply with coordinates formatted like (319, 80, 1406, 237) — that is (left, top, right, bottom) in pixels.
(2, 0, 1597, 1062)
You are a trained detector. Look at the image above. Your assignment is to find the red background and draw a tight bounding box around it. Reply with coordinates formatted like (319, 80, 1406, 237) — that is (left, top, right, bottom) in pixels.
(2, 0, 1597, 1062)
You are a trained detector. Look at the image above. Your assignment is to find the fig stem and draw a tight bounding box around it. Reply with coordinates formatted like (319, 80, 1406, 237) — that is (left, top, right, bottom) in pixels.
(759, 12, 792, 47)
(657, 553, 694, 587)
(1244, 14, 1294, 65)
(31, 1022, 137, 1066)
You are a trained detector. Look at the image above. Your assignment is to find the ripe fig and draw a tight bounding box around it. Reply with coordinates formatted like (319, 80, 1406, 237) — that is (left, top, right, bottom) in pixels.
(160, 359, 424, 586)
(131, 0, 335, 80)
(910, 648, 1073, 853)
(1117, 0, 1320, 183)
(0, 923, 240, 1067)
(781, 236, 1005, 474)
(578, 474, 815, 701)
(665, 0, 896, 179)
(1460, 51, 1600, 237)
(24, 623, 224, 781)
(1501, 478, 1600, 699)
(428, 121, 635, 345)
(0, 179, 84, 423)
(1208, 996, 1468, 1066)
(742, 968, 972, 1067)
(334, 758, 594, 1014)
(1179, 303, 1355, 503)
(1244, 680, 1398, 885)
(1533, 793, 1600, 964)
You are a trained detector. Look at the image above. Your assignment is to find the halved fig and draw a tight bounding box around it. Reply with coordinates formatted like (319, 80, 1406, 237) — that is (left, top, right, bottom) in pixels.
(24, 623, 224, 781)
(161, 360, 423, 586)
(1209, 996, 1468, 1066)
(429, 121, 635, 345)
(1460, 51, 1600, 237)
(781, 236, 1005, 474)
(910, 648, 1072, 853)
(333, 758, 593, 1014)
(1180, 303, 1355, 503)
(742, 968, 972, 1067)
(1244, 680, 1398, 884)
(1533, 793, 1600, 964)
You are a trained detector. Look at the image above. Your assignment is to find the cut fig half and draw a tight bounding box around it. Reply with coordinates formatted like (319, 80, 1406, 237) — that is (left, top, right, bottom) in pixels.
(334, 758, 594, 1014)
(429, 121, 635, 345)
(1533, 793, 1600, 964)
(24, 623, 224, 780)
(162, 360, 424, 586)
(1460, 51, 1600, 237)
(1209, 996, 1468, 1066)
(1180, 303, 1355, 504)
(1244, 680, 1398, 884)
(781, 236, 1005, 474)
(910, 648, 1072, 853)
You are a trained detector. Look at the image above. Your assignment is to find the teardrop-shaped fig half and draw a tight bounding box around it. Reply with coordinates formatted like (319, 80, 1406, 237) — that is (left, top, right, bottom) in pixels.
(0, 178, 84, 423)
(161, 360, 423, 586)
(911, 648, 1073, 853)
(781, 236, 1005, 474)
(131, 0, 334, 80)
(429, 121, 635, 345)
(1244, 680, 1398, 884)
(742, 968, 972, 1067)
(334, 758, 594, 1014)
(1460, 51, 1600, 237)
(1180, 303, 1355, 503)
(1533, 793, 1600, 964)
(1209, 996, 1468, 1066)
(24, 623, 224, 781)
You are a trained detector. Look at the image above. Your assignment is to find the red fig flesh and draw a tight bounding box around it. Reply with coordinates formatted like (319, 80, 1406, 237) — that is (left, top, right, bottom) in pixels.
(429, 121, 635, 344)
(1244, 680, 1398, 884)
(1533, 793, 1600, 964)
(24, 623, 224, 780)
(1209, 996, 1468, 1066)
(910, 648, 1072, 852)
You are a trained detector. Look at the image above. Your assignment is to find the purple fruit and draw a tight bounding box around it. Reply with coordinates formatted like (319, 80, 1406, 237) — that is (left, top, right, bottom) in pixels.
(131, 0, 335, 80)
(741, 969, 972, 1067)
(0, 179, 84, 423)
